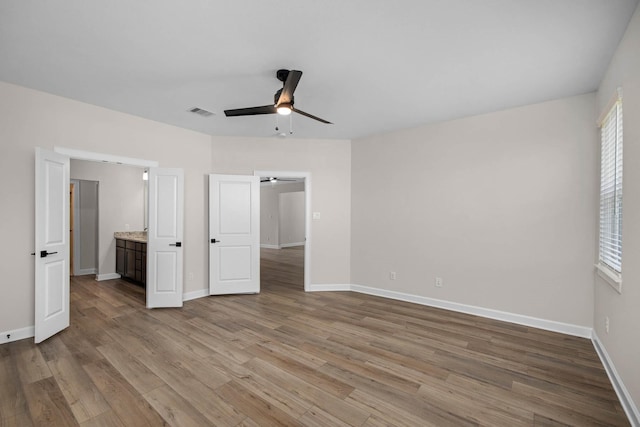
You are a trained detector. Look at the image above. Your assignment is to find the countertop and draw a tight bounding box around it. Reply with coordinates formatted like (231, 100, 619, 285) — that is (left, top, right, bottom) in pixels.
(114, 231, 147, 243)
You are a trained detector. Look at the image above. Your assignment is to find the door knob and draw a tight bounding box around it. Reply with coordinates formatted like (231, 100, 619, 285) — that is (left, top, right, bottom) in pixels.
(211, 238, 221, 243)
(169, 242, 182, 247)
(40, 250, 58, 258)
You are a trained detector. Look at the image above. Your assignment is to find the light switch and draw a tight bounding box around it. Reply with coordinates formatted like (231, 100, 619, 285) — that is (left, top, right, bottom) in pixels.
(312, 212, 321, 220)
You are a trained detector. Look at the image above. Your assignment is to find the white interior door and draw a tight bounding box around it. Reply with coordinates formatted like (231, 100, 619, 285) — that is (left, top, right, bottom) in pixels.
(147, 168, 184, 308)
(35, 148, 70, 343)
(209, 174, 260, 295)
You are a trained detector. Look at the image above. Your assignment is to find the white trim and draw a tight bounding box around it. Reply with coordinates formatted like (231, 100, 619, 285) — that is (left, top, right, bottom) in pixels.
(54, 147, 159, 168)
(595, 263, 623, 294)
(261, 244, 281, 249)
(308, 284, 351, 292)
(254, 170, 311, 292)
(96, 273, 121, 281)
(76, 268, 97, 276)
(0, 326, 35, 344)
(343, 284, 592, 338)
(592, 331, 639, 426)
(597, 87, 623, 127)
(281, 242, 304, 248)
(183, 289, 209, 302)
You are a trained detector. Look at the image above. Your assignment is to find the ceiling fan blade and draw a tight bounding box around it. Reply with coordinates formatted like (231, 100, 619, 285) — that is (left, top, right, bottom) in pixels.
(224, 105, 276, 117)
(293, 108, 332, 124)
(276, 70, 302, 106)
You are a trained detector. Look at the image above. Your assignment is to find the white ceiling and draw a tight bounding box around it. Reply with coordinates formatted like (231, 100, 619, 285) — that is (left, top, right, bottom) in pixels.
(0, 1, 637, 140)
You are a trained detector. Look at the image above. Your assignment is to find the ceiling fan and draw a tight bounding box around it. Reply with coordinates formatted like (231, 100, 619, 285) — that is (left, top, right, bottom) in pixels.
(260, 177, 299, 183)
(224, 69, 332, 124)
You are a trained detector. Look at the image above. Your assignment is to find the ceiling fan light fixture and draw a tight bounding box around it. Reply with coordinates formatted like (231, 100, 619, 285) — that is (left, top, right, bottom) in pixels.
(270, 177, 277, 182)
(276, 104, 292, 115)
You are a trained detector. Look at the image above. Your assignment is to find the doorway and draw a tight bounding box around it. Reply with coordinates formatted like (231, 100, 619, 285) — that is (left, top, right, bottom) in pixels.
(35, 147, 187, 342)
(70, 160, 146, 282)
(255, 171, 311, 291)
(70, 178, 99, 277)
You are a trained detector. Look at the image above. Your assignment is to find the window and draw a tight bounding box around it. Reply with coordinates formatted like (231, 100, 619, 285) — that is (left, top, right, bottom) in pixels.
(597, 89, 623, 289)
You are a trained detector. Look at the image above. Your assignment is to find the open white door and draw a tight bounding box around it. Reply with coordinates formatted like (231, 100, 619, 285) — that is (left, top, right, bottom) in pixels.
(147, 168, 184, 308)
(35, 148, 70, 343)
(209, 174, 260, 295)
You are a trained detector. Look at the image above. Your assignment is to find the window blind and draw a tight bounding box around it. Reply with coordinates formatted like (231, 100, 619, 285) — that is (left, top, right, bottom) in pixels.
(599, 98, 623, 274)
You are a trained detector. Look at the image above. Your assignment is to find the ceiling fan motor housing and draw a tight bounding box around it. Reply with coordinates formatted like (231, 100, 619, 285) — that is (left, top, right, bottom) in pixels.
(276, 69, 290, 82)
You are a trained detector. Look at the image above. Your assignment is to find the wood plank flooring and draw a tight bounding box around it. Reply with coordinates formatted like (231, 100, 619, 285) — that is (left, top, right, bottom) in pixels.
(1, 246, 629, 426)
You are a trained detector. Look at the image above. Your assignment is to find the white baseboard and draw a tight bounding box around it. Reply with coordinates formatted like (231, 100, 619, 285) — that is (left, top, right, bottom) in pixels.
(96, 273, 121, 281)
(183, 289, 209, 302)
(0, 325, 34, 344)
(76, 268, 97, 276)
(281, 242, 305, 248)
(317, 283, 592, 338)
(308, 284, 351, 292)
(260, 244, 281, 249)
(592, 332, 639, 426)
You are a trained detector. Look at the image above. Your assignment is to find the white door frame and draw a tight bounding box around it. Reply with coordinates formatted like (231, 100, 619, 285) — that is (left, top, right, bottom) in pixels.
(254, 170, 311, 292)
(54, 147, 159, 168)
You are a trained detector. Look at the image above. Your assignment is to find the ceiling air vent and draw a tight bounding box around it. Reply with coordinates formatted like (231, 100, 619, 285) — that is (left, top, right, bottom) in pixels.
(189, 107, 214, 117)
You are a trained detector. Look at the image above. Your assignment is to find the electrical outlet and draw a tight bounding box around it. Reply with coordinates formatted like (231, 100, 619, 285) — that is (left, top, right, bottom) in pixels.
(188, 272, 194, 281)
(435, 277, 443, 288)
(605, 316, 610, 334)
(389, 271, 396, 280)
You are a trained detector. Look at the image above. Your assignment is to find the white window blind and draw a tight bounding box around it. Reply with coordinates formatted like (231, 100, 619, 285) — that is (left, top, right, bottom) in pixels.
(599, 95, 623, 274)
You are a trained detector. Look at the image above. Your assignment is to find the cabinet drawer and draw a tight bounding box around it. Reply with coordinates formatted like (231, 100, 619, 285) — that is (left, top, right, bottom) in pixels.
(116, 239, 125, 248)
(125, 240, 136, 250)
(136, 242, 145, 252)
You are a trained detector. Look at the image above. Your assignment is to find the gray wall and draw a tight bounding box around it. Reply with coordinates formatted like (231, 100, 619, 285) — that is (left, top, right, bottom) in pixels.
(595, 4, 640, 412)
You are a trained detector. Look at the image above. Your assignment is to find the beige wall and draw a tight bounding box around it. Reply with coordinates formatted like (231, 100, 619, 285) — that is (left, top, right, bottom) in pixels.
(71, 160, 144, 277)
(351, 93, 598, 327)
(595, 4, 640, 411)
(260, 182, 305, 247)
(280, 191, 305, 246)
(0, 81, 212, 333)
(211, 136, 351, 286)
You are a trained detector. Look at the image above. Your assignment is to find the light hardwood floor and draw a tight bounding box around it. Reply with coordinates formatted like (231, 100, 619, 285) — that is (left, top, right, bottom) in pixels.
(1, 246, 629, 426)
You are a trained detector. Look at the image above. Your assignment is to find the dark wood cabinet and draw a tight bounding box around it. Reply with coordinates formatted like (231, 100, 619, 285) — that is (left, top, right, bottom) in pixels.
(115, 238, 146, 286)
(115, 239, 125, 276)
